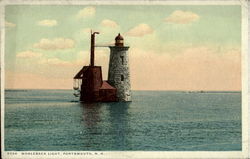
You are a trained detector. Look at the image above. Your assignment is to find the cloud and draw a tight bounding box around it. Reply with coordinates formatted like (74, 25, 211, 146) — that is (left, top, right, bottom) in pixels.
(165, 10, 200, 24)
(16, 51, 42, 58)
(125, 23, 154, 37)
(101, 19, 118, 28)
(39, 58, 72, 67)
(47, 58, 72, 66)
(130, 47, 241, 91)
(74, 50, 107, 65)
(5, 21, 16, 28)
(33, 38, 75, 50)
(77, 6, 95, 18)
(37, 19, 57, 27)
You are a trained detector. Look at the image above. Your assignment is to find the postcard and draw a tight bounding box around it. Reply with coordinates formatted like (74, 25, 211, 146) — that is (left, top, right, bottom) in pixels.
(0, 0, 249, 158)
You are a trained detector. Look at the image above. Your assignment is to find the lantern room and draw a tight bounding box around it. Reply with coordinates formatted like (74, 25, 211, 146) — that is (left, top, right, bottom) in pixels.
(115, 33, 124, 46)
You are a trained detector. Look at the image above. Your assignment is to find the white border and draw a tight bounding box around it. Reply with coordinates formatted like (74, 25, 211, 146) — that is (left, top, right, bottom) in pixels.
(0, 0, 5, 158)
(0, 0, 244, 5)
(241, 1, 249, 158)
(0, 0, 248, 159)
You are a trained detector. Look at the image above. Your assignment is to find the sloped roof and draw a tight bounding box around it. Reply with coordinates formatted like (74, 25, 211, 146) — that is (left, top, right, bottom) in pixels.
(100, 81, 116, 90)
(74, 66, 89, 79)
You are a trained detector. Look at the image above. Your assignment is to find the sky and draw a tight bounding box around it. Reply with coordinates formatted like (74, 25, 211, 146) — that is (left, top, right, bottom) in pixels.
(5, 5, 241, 90)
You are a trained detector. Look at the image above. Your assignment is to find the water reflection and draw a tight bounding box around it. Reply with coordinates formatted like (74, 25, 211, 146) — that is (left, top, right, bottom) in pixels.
(80, 103, 102, 128)
(106, 102, 131, 150)
(79, 102, 131, 150)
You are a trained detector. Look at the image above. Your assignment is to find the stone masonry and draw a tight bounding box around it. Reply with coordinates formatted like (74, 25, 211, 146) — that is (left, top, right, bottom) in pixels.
(108, 46, 131, 101)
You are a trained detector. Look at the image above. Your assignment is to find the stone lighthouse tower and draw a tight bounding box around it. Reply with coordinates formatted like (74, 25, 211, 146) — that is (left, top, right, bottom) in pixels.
(108, 33, 131, 101)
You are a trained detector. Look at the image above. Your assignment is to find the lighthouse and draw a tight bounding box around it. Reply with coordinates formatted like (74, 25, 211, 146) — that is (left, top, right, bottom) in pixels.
(73, 32, 131, 102)
(108, 33, 131, 101)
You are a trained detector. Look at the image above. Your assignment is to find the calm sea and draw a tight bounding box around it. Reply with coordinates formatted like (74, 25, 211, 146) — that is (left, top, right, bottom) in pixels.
(4, 90, 241, 151)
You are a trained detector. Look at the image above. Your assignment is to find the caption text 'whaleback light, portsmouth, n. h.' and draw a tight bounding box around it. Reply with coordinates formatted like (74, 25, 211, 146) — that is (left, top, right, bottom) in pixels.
(73, 31, 131, 102)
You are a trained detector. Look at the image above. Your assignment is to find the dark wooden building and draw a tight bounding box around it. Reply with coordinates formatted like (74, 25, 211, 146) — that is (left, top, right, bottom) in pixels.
(74, 32, 117, 102)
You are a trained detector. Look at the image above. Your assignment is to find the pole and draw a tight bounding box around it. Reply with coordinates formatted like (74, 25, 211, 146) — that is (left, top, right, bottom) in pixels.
(90, 31, 99, 67)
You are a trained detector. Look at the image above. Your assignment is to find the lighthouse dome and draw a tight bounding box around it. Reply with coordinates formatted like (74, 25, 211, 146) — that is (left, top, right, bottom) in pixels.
(115, 33, 124, 40)
(115, 33, 124, 46)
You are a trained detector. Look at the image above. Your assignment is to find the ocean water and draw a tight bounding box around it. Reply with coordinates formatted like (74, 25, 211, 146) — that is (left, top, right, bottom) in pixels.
(4, 90, 241, 151)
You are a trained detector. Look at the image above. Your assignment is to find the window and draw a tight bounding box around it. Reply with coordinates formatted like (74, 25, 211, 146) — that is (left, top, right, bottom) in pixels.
(121, 75, 124, 81)
(120, 56, 124, 65)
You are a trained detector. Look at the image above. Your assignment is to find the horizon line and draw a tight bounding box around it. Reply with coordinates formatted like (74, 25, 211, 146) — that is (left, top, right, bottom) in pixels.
(4, 88, 242, 92)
